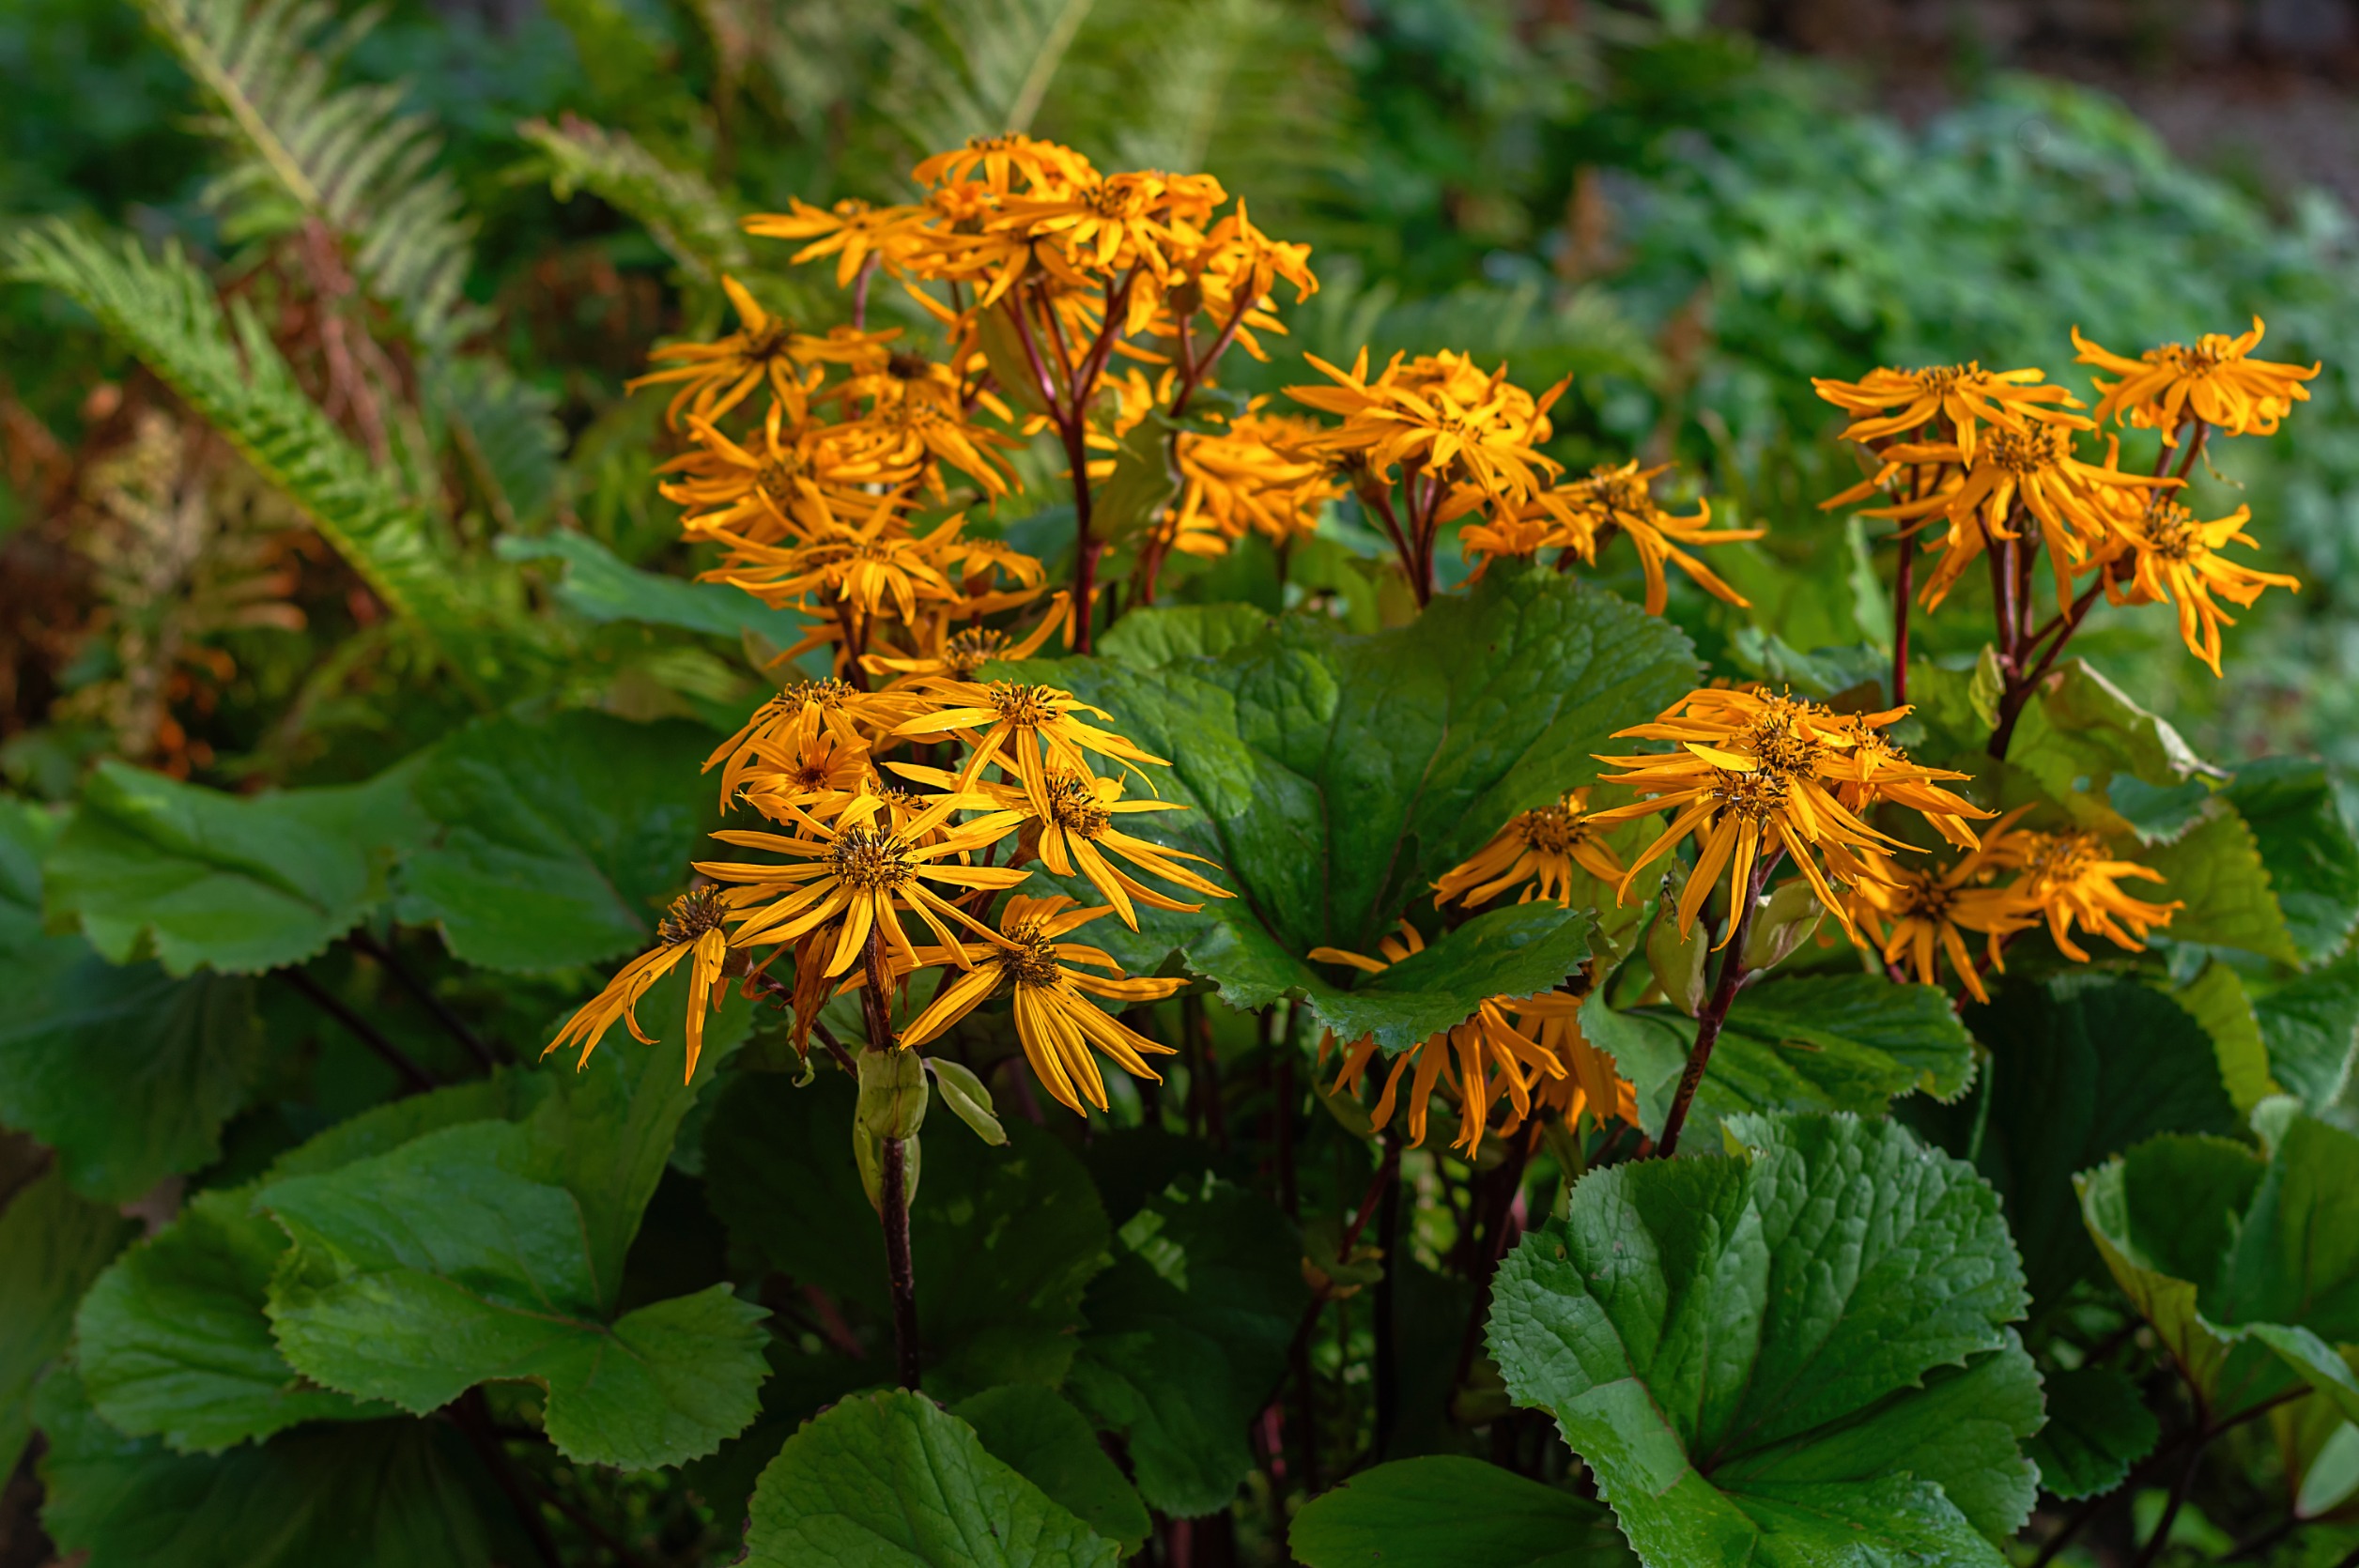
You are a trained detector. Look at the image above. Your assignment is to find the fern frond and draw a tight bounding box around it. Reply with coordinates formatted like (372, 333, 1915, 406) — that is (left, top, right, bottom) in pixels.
(438, 356, 563, 531)
(4, 221, 480, 660)
(884, 0, 1100, 156)
(520, 115, 749, 288)
(140, 0, 484, 354)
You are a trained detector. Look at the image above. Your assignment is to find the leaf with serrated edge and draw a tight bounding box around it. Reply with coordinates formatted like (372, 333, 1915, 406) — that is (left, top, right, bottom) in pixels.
(0, 1171, 134, 1474)
(1290, 1454, 1637, 1567)
(2024, 1365, 2160, 1501)
(953, 1384, 1150, 1553)
(1488, 1112, 2037, 1567)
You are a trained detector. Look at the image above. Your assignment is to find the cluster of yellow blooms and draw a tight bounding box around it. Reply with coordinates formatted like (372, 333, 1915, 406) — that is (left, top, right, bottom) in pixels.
(1817, 318, 2314, 676)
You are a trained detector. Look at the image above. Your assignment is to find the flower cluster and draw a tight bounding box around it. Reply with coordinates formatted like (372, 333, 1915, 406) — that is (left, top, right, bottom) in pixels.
(1817, 321, 2314, 675)
(551, 670, 1232, 1116)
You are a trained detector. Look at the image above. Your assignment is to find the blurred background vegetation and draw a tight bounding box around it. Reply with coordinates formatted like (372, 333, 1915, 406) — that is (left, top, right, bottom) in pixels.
(4, 0, 2356, 798)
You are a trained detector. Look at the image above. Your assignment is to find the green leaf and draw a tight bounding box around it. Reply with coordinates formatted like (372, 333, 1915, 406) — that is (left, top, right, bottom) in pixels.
(518, 115, 749, 288)
(261, 1120, 767, 1468)
(1014, 565, 1692, 1046)
(2078, 1117, 2359, 1425)
(1598, 976, 1974, 1144)
(0, 950, 263, 1203)
(2, 223, 494, 674)
(36, 1366, 498, 1568)
(1065, 1171, 1310, 1516)
(494, 531, 809, 645)
(739, 1389, 1119, 1567)
(704, 1073, 1111, 1401)
(2022, 1365, 2159, 1501)
(78, 1186, 393, 1453)
(0, 1171, 135, 1475)
(2168, 961, 2278, 1115)
(1932, 976, 2238, 1311)
(2002, 660, 2217, 840)
(397, 710, 718, 972)
(1290, 1454, 1638, 1567)
(2228, 759, 2359, 965)
(952, 1384, 1150, 1554)
(1488, 1112, 2038, 1566)
(44, 761, 422, 975)
(2254, 950, 2359, 1108)
(1096, 604, 1273, 669)
(2143, 807, 2303, 967)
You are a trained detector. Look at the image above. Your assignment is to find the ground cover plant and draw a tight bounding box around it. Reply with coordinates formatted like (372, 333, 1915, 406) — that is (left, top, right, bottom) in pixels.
(5, 4, 2359, 1567)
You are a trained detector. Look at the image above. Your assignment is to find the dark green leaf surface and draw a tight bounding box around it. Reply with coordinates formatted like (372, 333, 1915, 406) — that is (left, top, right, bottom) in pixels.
(1009, 566, 1692, 1048)
(704, 1072, 1110, 1401)
(1290, 1454, 1637, 1567)
(2168, 961, 2277, 1115)
(739, 1389, 1119, 1567)
(0, 950, 262, 1204)
(2078, 1118, 2359, 1424)
(494, 531, 809, 644)
(2000, 661, 2215, 840)
(953, 1384, 1150, 1553)
(1488, 1113, 2038, 1567)
(396, 710, 718, 971)
(2024, 1365, 2159, 1501)
(0, 1170, 135, 1475)
(262, 1120, 767, 1468)
(2227, 759, 2359, 965)
(1941, 976, 2238, 1311)
(1095, 604, 1274, 668)
(2143, 807, 2302, 967)
(36, 1367, 496, 1568)
(43, 761, 423, 975)
(2255, 951, 2359, 1108)
(78, 1187, 392, 1453)
(1066, 1172, 1309, 1516)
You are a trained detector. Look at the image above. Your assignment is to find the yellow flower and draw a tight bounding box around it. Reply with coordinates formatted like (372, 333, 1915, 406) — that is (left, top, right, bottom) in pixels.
(913, 133, 1099, 195)
(707, 499, 958, 628)
(1843, 811, 2043, 1003)
(1501, 995, 1640, 1138)
(839, 352, 1025, 500)
(628, 277, 891, 430)
(1587, 688, 1991, 945)
(863, 601, 1070, 685)
(2013, 830, 2181, 961)
(898, 894, 1184, 1115)
(1867, 424, 2175, 613)
(734, 728, 875, 822)
(2074, 318, 2319, 443)
(546, 887, 734, 1083)
(1287, 348, 1567, 507)
(1812, 363, 2087, 466)
(892, 679, 1170, 822)
(1540, 461, 1760, 617)
(742, 197, 936, 286)
(1434, 789, 1627, 910)
(1313, 922, 1587, 1158)
(659, 402, 892, 544)
(1160, 407, 1342, 555)
(2101, 498, 2301, 676)
(699, 788, 1027, 976)
(703, 678, 917, 810)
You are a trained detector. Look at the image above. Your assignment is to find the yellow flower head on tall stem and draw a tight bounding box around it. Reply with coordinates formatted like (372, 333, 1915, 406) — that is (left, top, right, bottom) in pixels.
(863, 600, 1070, 685)
(1843, 809, 2043, 1003)
(1162, 407, 1342, 554)
(913, 133, 1100, 194)
(628, 277, 892, 430)
(1812, 362, 2087, 466)
(1870, 424, 2176, 614)
(1287, 348, 1567, 507)
(1435, 789, 1627, 910)
(703, 678, 918, 810)
(899, 894, 1184, 1115)
(1539, 461, 1761, 616)
(698, 788, 1026, 976)
(1311, 923, 1607, 1158)
(742, 197, 936, 287)
(546, 887, 735, 1083)
(892, 679, 1170, 822)
(2101, 498, 2301, 677)
(2012, 830, 2182, 961)
(1587, 688, 1991, 945)
(2073, 318, 2319, 443)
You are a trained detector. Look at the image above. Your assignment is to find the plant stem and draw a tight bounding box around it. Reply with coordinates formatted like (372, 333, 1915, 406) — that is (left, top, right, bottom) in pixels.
(347, 928, 501, 1069)
(1890, 528, 1914, 705)
(1655, 853, 1777, 1158)
(1372, 1131, 1402, 1461)
(2131, 1427, 2214, 1568)
(280, 968, 438, 1093)
(879, 1134, 921, 1391)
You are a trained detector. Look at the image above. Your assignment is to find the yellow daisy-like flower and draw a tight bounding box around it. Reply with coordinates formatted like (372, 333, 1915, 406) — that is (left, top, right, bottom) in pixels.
(1501, 995, 1641, 1137)
(2101, 498, 2301, 677)
(1812, 362, 2087, 466)
(912, 133, 1099, 194)
(742, 197, 934, 287)
(864, 601, 1069, 685)
(892, 679, 1170, 822)
(1287, 348, 1567, 507)
(1161, 407, 1342, 555)
(2014, 830, 2182, 961)
(1434, 789, 1627, 910)
(699, 789, 1027, 976)
(898, 894, 1184, 1115)
(707, 499, 957, 628)
(1540, 461, 1760, 617)
(1312, 922, 1589, 1158)
(703, 678, 917, 810)
(628, 277, 892, 430)
(1587, 688, 1991, 945)
(546, 887, 734, 1083)
(734, 728, 875, 823)
(1843, 810, 2042, 1004)
(1869, 424, 2175, 613)
(2073, 318, 2319, 444)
